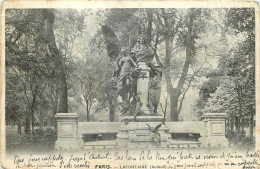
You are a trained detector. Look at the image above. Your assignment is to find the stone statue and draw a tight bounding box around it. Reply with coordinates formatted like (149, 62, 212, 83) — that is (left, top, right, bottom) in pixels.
(130, 34, 154, 64)
(148, 65, 162, 115)
(129, 24, 155, 115)
(117, 47, 137, 102)
(101, 24, 140, 104)
(102, 23, 162, 117)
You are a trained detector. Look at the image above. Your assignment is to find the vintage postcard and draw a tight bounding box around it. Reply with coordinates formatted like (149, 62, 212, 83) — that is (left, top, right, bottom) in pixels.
(0, 0, 259, 169)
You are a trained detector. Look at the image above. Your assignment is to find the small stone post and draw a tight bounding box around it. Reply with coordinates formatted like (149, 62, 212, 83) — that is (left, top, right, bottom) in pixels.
(55, 113, 82, 150)
(137, 62, 150, 114)
(199, 113, 229, 148)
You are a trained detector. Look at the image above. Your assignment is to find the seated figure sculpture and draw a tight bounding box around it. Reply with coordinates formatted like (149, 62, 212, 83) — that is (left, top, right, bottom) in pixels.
(130, 34, 154, 64)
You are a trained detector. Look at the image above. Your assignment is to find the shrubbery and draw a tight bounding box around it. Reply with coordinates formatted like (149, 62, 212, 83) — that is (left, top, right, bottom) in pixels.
(226, 132, 255, 149)
(19, 128, 57, 151)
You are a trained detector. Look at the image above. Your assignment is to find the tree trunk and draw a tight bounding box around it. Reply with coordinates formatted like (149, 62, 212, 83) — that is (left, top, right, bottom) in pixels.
(52, 110, 58, 130)
(39, 112, 44, 129)
(86, 100, 90, 122)
(146, 9, 153, 44)
(17, 120, 22, 135)
(86, 110, 90, 122)
(58, 71, 68, 113)
(109, 104, 115, 122)
(54, 118, 57, 130)
(42, 9, 68, 113)
(230, 116, 234, 132)
(227, 117, 230, 132)
(165, 11, 194, 121)
(241, 119, 244, 136)
(31, 109, 35, 133)
(235, 116, 240, 137)
(250, 110, 254, 138)
(47, 116, 51, 128)
(163, 29, 179, 121)
(170, 95, 179, 121)
(24, 115, 31, 134)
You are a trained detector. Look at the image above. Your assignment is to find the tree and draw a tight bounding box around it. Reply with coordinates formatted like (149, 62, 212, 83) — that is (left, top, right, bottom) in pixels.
(71, 54, 109, 122)
(224, 8, 255, 138)
(6, 68, 24, 134)
(5, 9, 77, 132)
(147, 9, 216, 121)
(45, 80, 59, 128)
(98, 62, 118, 122)
(199, 8, 255, 138)
(84, 26, 119, 122)
(195, 75, 220, 120)
(6, 9, 52, 133)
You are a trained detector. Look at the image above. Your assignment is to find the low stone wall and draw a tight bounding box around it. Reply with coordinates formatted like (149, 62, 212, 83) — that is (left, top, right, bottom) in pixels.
(55, 113, 229, 150)
(78, 121, 205, 135)
(166, 121, 205, 134)
(78, 122, 121, 135)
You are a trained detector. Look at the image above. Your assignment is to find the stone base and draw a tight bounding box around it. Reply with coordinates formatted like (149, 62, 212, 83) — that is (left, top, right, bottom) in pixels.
(55, 138, 83, 150)
(83, 140, 117, 150)
(200, 113, 229, 148)
(55, 113, 81, 150)
(117, 116, 171, 149)
(140, 107, 151, 115)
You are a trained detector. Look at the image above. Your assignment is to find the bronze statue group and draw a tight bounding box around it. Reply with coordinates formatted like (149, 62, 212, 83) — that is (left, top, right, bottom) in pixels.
(102, 23, 163, 120)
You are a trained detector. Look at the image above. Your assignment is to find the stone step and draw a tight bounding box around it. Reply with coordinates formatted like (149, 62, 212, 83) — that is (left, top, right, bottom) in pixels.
(135, 129, 151, 135)
(136, 135, 151, 142)
(128, 142, 159, 148)
(83, 140, 117, 150)
(124, 116, 164, 122)
(169, 140, 201, 149)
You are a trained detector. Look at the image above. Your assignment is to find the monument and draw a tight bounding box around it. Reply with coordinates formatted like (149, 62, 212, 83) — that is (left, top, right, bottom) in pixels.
(101, 23, 171, 149)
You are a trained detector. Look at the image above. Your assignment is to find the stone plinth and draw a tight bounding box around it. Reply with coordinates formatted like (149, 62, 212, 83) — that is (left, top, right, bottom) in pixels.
(199, 113, 229, 148)
(124, 115, 165, 122)
(117, 116, 171, 149)
(55, 113, 83, 150)
(137, 62, 151, 114)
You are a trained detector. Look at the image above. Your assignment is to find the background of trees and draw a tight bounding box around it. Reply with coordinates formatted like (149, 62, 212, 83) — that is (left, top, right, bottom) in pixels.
(5, 8, 255, 138)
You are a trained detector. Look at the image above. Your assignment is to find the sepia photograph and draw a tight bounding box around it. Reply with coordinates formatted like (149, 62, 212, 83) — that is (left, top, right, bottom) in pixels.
(0, 1, 259, 169)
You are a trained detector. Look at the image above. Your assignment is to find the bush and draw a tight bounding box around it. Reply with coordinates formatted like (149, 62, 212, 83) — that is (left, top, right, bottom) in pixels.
(19, 128, 57, 151)
(226, 131, 255, 149)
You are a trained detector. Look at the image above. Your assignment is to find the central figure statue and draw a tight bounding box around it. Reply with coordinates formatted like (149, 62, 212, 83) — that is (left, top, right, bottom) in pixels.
(130, 34, 154, 64)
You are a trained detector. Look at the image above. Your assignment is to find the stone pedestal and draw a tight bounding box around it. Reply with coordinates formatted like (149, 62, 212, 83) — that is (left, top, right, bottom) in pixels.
(199, 113, 229, 148)
(117, 116, 171, 149)
(137, 62, 151, 114)
(55, 113, 83, 150)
